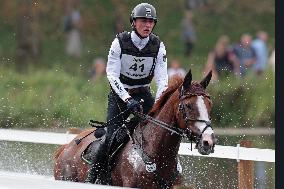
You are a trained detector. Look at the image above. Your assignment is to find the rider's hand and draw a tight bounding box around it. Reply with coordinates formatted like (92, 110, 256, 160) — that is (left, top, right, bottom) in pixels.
(125, 97, 142, 113)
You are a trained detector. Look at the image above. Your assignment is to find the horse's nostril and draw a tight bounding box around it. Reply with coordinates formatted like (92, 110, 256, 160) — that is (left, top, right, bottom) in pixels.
(203, 140, 209, 146)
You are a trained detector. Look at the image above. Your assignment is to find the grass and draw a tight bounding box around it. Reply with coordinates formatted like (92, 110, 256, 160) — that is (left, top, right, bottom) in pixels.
(0, 66, 108, 128)
(0, 65, 274, 129)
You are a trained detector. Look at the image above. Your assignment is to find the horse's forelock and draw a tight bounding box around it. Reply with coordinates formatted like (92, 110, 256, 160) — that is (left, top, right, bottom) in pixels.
(186, 81, 207, 95)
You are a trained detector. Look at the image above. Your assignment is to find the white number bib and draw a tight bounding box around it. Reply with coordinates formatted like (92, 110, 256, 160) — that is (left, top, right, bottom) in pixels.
(121, 54, 155, 79)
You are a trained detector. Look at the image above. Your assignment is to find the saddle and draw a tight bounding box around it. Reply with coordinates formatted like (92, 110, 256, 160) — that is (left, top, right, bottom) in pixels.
(81, 126, 130, 165)
(81, 118, 139, 184)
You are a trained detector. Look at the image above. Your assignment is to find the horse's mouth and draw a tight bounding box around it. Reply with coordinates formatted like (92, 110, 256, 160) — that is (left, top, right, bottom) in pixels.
(195, 133, 217, 155)
(196, 141, 215, 155)
(197, 145, 214, 155)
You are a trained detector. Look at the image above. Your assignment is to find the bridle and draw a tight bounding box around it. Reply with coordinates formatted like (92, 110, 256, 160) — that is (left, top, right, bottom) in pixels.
(133, 86, 214, 151)
(178, 86, 214, 149)
(131, 87, 215, 188)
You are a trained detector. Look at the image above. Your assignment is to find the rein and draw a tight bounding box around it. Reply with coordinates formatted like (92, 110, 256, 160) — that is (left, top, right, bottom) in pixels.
(134, 109, 212, 151)
(134, 112, 185, 137)
(75, 109, 130, 145)
(130, 88, 214, 188)
(134, 86, 213, 150)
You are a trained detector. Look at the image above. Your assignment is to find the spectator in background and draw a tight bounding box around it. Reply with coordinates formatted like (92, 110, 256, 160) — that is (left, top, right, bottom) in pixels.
(269, 49, 275, 72)
(251, 30, 269, 75)
(181, 11, 197, 57)
(63, 0, 83, 58)
(184, 0, 207, 10)
(203, 35, 239, 82)
(114, 7, 125, 33)
(167, 58, 186, 79)
(90, 57, 106, 82)
(232, 33, 256, 77)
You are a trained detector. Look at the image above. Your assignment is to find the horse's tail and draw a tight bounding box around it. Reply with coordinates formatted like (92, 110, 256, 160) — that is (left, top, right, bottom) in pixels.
(53, 144, 67, 160)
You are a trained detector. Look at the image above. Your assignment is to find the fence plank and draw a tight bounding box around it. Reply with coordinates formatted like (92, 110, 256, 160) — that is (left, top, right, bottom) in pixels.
(0, 171, 128, 189)
(0, 129, 275, 162)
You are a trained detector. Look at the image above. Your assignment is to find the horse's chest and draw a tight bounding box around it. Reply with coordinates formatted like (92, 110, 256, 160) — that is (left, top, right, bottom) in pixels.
(127, 149, 179, 182)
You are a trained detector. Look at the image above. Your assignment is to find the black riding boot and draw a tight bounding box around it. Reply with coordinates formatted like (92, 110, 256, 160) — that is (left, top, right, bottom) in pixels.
(85, 144, 107, 184)
(84, 163, 98, 184)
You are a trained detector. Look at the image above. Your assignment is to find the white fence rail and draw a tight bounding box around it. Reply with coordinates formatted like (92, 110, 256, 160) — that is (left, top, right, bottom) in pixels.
(0, 129, 275, 163)
(0, 171, 129, 189)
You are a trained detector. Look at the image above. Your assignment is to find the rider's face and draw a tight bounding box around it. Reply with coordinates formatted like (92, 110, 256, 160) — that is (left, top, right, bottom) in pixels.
(134, 18, 155, 38)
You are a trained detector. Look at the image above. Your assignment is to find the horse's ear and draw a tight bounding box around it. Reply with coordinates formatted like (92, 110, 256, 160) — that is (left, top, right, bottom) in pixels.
(182, 69, 192, 89)
(200, 70, 212, 89)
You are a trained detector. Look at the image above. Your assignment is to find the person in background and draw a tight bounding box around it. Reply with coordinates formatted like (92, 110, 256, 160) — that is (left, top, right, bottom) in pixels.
(167, 58, 186, 79)
(203, 35, 239, 82)
(184, 0, 206, 10)
(90, 57, 106, 82)
(181, 11, 197, 57)
(269, 49, 275, 72)
(63, 0, 83, 58)
(85, 3, 168, 184)
(114, 9, 125, 33)
(232, 33, 256, 77)
(251, 30, 269, 75)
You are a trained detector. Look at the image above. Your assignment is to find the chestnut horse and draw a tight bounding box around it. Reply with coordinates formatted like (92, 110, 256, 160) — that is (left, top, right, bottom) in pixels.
(54, 70, 216, 188)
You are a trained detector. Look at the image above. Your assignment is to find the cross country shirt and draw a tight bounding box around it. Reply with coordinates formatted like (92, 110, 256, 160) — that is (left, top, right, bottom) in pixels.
(106, 31, 168, 102)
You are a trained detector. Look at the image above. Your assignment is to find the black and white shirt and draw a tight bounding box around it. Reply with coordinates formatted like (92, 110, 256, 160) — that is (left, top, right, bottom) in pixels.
(106, 31, 168, 102)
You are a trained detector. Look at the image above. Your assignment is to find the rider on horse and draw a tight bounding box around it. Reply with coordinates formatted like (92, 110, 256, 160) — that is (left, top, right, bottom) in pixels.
(85, 3, 169, 184)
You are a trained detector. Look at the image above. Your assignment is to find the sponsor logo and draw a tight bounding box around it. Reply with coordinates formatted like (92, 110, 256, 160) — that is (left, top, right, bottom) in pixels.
(133, 57, 145, 63)
(126, 72, 146, 77)
(114, 80, 123, 92)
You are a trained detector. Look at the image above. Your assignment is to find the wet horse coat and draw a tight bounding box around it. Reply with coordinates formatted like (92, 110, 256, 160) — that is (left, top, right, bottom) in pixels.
(53, 70, 215, 188)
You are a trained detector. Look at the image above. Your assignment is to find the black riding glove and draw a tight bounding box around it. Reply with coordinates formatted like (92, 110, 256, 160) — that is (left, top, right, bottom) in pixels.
(126, 97, 142, 113)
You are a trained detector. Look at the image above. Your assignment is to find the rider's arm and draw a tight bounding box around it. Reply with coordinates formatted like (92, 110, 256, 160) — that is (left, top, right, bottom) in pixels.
(154, 41, 168, 102)
(106, 38, 131, 102)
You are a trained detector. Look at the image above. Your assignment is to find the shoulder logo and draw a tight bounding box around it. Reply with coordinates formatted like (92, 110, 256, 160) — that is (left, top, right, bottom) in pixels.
(163, 54, 167, 62)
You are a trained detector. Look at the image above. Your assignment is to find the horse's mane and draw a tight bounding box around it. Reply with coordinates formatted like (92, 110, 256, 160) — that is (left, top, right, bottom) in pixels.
(148, 75, 184, 117)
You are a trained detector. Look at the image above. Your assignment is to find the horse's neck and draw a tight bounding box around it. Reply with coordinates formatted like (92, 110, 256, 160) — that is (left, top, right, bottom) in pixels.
(140, 97, 181, 161)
